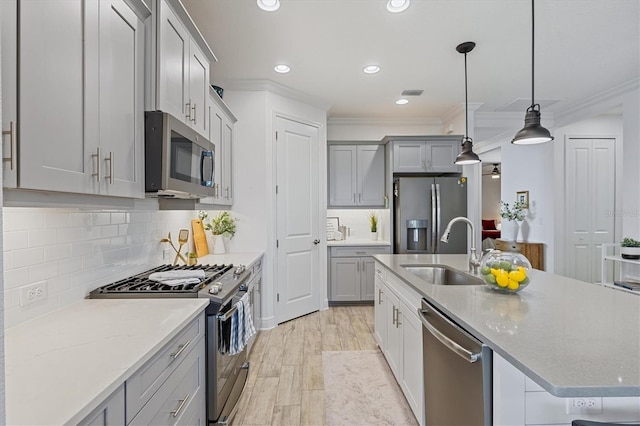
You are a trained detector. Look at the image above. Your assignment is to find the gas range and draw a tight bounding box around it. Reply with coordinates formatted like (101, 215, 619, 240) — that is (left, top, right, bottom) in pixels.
(89, 263, 250, 305)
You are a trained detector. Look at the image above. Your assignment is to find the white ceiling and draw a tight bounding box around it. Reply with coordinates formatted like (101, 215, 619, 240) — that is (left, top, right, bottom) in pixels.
(181, 0, 639, 121)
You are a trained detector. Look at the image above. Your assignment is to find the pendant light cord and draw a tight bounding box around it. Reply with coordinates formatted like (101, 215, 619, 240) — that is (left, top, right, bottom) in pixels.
(531, 0, 535, 107)
(464, 51, 469, 140)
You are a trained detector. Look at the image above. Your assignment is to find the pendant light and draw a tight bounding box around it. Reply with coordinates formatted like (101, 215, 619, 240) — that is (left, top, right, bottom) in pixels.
(512, 0, 554, 145)
(454, 41, 481, 165)
(491, 163, 501, 179)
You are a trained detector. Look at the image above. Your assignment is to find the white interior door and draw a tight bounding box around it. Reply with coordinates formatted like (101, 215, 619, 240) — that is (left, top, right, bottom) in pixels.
(275, 116, 320, 323)
(566, 138, 616, 283)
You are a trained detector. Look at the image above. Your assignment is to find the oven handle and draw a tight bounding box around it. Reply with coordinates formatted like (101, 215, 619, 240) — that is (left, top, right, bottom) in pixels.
(217, 305, 238, 321)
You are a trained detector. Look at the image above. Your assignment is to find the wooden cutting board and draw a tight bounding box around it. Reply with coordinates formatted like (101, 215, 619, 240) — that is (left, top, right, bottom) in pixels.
(191, 219, 209, 258)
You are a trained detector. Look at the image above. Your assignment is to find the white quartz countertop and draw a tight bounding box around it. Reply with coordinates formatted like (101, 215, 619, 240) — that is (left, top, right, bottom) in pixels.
(327, 238, 391, 246)
(374, 254, 640, 397)
(5, 298, 209, 425)
(197, 251, 263, 267)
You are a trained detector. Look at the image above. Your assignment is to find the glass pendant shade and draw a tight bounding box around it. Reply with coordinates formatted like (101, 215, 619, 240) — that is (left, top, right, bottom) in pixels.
(454, 138, 480, 165)
(512, 105, 554, 145)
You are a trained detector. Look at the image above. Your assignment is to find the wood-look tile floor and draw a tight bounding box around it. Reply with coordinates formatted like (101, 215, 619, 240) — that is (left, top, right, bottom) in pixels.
(233, 305, 378, 426)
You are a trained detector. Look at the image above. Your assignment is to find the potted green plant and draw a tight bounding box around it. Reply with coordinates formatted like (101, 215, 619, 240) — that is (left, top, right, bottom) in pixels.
(198, 211, 237, 254)
(620, 237, 640, 259)
(368, 212, 378, 240)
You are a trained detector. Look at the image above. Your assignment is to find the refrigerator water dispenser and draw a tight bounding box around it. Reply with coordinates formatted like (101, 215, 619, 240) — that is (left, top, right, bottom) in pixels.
(406, 219, 428, 251)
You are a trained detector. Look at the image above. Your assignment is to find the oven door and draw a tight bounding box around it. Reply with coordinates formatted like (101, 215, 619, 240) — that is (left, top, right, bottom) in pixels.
(208, 291, 250, 425)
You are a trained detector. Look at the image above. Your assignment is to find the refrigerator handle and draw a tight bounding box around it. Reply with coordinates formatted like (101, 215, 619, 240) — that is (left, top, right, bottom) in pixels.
(431, 183, 437, 253)
(436, 183, 442, 253)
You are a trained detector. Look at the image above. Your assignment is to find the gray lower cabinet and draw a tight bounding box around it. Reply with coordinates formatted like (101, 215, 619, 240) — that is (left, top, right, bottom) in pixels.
(329, 246, 391, 302)
(127, 314, 205, 425)
(78, 313, 206, 426)
(79, 386, 126, 426)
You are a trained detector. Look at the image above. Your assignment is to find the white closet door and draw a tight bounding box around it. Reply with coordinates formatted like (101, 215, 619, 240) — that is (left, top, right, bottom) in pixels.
(566, 138, 615, 283)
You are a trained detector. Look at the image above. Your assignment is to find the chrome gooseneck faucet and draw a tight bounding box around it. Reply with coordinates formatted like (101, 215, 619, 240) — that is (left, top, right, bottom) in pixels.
(440, 216, 481, 274)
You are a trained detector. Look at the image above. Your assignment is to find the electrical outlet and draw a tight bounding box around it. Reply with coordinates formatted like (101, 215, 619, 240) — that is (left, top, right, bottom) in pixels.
(20, 281, 48, 307)
(566, 397, 602, 414)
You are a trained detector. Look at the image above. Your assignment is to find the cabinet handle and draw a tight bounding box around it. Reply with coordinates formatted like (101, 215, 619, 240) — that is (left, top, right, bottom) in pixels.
(378, 288, 383, 304)
(191, 103, 197, 124)
(185, 101, 192, 121)
(171, 393, 190, 418)
(104, 152, 114, 184)
(225, 186, 230, 199)
(91, 147, 102, 182)
(392, 306, 397, 325)
(170, 340, 191, 360)
(355, 251, 366, 255)
(396, 309, 402, 328)
(2, 121, 16, 170)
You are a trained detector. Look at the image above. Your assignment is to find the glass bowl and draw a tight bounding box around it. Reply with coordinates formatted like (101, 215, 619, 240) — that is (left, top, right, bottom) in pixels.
(480, 249, 532, 294)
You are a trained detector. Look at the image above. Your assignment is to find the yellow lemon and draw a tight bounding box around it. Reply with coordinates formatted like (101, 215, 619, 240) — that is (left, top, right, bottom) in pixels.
(490, 268, 500, 276)
(496, 273, 509, 287)
(509, 270, 526, 283)
(507, 280, 520, 290)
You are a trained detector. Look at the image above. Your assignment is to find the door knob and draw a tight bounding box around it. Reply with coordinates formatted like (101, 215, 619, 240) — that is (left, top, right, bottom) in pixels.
(313, 239, 320, 245)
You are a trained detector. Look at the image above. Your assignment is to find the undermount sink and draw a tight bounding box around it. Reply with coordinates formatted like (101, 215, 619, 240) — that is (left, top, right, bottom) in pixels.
(401, 264, 484, 286)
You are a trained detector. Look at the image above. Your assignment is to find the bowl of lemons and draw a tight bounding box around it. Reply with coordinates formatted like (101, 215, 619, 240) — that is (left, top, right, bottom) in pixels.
(480, 249, 532, 294)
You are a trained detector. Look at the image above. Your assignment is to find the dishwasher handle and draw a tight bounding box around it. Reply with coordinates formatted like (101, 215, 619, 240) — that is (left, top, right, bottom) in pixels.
(418, 308, 481, 363)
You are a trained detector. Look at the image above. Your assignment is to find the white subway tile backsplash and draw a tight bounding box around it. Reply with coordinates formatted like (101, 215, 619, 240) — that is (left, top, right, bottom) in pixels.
(28, 228, 58, 247)
(3, 231, 28, 251)
(12, 247, 45, 269)
(57, 227, 83, 243)
(3, 206, 189, 328)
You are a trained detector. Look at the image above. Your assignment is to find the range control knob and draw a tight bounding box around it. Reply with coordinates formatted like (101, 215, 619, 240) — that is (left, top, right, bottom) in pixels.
(209, 282, 223, 294)
(234, 265, 246, 276)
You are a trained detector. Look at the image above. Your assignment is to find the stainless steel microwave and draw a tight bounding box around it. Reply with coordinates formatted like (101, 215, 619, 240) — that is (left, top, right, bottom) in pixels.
(145, 111, 215, 199)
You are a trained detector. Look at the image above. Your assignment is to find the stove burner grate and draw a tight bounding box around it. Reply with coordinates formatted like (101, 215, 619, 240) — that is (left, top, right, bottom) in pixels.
(92, 264, 233, 294)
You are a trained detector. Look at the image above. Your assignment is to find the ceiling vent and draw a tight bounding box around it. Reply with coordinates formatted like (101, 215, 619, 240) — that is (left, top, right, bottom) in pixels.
(401, 89, 424, 97)
(496, 97, 563, 112)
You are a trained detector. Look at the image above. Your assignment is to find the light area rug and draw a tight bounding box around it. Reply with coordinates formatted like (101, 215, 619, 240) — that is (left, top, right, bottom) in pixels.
(322, 350, 418, 426)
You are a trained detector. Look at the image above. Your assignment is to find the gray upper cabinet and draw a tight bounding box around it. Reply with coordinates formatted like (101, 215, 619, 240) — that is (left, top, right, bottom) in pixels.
(328, 144, 385, 207)
(392, 136, 462, 174)
(155, 0, 215, 139)
(4, 0, 148, 198)
(199, 89, 236, 206)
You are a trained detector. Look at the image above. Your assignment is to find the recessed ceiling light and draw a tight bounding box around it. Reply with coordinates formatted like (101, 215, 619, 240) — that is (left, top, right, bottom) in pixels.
(257, 0, 280, 11)
(274, 64, 290, 73)
(396, 99, 409, 105)
(387, 0, 410, 13)
(363, 65, 380, 74)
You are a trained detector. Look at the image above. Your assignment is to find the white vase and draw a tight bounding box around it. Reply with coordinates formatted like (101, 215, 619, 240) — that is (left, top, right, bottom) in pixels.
(502, 220, 520, 241)
(370, 231, 378, 241)
(620, 246, 640, 259)
(212, 234, 226, 254)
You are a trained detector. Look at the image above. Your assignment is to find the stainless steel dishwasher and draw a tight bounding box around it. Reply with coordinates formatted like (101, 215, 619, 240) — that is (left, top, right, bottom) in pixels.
(419, 299, 492, 425)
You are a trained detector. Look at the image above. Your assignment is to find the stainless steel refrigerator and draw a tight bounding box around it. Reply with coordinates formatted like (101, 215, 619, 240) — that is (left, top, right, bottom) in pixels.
(393, 176, 467, 254)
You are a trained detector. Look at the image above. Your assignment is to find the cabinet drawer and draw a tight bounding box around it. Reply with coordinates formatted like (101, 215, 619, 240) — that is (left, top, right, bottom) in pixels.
(129, 337, 206, 425)
(330, 246, 391, 257)
(126, 314, 205, 422)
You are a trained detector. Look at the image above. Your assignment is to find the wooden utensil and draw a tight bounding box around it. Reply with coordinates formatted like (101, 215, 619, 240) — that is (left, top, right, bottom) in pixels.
(192, 219, 209, 257)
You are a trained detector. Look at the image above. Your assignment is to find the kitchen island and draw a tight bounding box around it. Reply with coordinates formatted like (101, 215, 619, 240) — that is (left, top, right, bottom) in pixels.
(374, 254, 640, 398)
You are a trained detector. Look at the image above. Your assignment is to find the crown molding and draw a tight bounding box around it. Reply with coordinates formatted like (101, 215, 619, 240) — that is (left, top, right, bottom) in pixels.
(554, 78, 639, 127)
(216, 78, 333, 111)
(327, 117, 442, 127)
